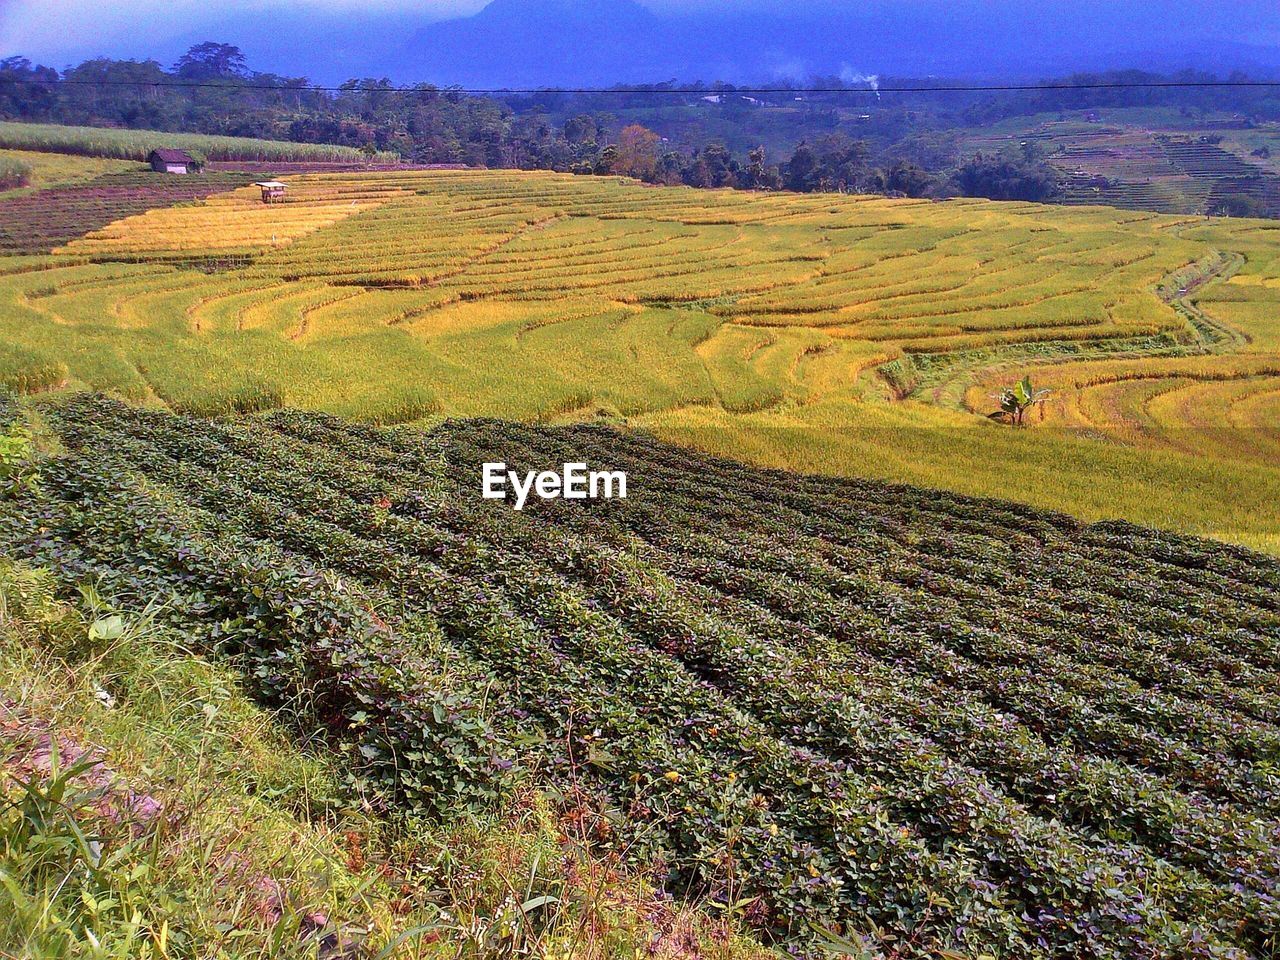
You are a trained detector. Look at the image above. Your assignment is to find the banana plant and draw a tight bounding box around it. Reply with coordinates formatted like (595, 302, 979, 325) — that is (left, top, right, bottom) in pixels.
(990, 376, 1051, 425)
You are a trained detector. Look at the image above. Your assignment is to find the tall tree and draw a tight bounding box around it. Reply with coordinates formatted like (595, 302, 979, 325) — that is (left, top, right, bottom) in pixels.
(612, 123, 660, 179)
(744, 145, 768, 189)
(785, 143, 818, 192)
(174, 43, 248, 79)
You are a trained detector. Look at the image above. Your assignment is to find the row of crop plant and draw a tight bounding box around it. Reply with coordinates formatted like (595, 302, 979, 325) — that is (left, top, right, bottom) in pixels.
(2, 393, 1276, 957)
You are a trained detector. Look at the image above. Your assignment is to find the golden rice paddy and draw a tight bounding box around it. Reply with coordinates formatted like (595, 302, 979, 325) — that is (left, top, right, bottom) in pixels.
(3, 169, 1278, 550)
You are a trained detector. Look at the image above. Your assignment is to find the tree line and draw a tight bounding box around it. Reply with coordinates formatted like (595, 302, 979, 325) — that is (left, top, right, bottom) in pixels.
(6, 44, 1272, 205)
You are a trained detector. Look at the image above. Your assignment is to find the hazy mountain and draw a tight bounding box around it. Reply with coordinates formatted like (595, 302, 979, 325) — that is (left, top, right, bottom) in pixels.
(407, 0, 667, 87)
(392, 0, 1280, 88)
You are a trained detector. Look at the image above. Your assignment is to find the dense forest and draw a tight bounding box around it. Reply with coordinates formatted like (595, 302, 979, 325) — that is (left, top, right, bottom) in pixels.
(3, 44, 1278, 202)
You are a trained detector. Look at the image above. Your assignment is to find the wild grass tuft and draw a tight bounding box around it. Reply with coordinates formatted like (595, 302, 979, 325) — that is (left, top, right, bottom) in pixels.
(0, 558, 769, 959)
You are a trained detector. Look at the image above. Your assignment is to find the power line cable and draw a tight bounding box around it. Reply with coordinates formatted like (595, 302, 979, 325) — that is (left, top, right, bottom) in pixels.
(4, 77, 1280, 95)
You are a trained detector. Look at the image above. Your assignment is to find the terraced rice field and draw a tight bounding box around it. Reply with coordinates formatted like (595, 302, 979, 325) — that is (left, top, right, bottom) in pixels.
(964, 217, 1280, 491)
(970, 119, 1280, 217)
(0, 170, 254, 254)
(1, 169, 1278, 550)
(971, 353, 1280, 463)
(1160, 139, 1280, 217)
(3, 394, 1279, 959)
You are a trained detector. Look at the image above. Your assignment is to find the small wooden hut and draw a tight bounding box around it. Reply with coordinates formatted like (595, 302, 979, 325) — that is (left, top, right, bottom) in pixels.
(148, 148, 195, 174)
(254, 181, 287, 203)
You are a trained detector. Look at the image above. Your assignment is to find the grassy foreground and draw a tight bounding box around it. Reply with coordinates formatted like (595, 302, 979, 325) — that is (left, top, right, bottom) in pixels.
(0, 557, 765, 960)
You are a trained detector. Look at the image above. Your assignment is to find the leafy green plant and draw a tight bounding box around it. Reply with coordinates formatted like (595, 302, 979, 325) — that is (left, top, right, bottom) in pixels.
(877, 354, 919, 400)
(4, 394, 1280, 958)
(989, 375, 1051, 425)
(0, 421, 41, 497)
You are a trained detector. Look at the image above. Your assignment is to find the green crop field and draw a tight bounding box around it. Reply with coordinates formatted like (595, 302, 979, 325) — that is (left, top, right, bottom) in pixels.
(2, 394, 1278, 958)
(0, 148, 143, 196)
(1, 168, 1277, 551)
(0, 120, 398, 164)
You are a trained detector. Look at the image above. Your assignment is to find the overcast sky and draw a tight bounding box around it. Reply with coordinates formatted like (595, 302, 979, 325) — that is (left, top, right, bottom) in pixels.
(0, 0, 479, 64)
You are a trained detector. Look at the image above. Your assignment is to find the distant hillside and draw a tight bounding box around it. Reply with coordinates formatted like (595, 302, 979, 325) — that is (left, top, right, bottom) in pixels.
(392, 0, 1280, 88)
